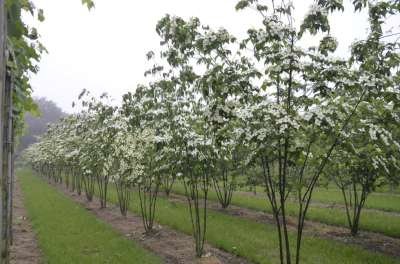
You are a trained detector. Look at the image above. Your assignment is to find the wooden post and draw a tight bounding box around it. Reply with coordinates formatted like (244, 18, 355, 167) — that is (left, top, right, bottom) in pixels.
(0, 1, 6, 262)
(5, 72, 12, 249)
(1, 71, 11, 263)
(7, 141, 12, 246)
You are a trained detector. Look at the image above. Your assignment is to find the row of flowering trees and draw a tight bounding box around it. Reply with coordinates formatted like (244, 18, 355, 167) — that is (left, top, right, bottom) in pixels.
(23, 0, 399, 263)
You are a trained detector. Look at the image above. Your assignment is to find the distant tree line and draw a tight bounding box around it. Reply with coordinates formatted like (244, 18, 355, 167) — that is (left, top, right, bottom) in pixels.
(18, 97, 66, 152)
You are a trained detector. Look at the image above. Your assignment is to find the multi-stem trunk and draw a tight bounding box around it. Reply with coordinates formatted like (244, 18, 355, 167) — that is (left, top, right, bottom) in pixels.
(138, 179, 160, 233)
(65, 168, 70, 189)
(288, 88, 368, 264)
(212, 165, 234, 209)
(71, 168, 76, 192)
(97, 174, 109, 208)
(261, 157, 285, 264)
(183, 158, 209, 258)
(162, 174, 176, 197)
(83, 174, 95, 202)
(340, 181, 369, 236)
(76, 169, 82, 196)
(115, 180, 131, 217)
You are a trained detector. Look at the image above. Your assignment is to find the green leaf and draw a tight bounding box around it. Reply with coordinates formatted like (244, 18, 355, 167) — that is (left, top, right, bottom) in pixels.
(235, 0, 249, 11)
(37, 9, 45, 22)
(81, 0, 95, 10)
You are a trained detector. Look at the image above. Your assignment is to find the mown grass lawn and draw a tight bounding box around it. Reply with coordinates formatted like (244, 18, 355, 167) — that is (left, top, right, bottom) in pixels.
(172, 183, 400, 238)
(237, 182, 400, 212)
(310, 188, 400, 212)
(19, 169, 161, 264)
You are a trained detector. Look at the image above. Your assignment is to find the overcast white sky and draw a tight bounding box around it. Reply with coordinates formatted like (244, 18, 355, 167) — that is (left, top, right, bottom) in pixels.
(28, 0, 371, 113)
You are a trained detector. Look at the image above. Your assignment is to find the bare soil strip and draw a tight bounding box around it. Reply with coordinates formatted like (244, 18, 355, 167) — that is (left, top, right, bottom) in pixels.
(50, 182, 250, 264)
(10, 178, 42, 264)
(166, 193, 400, 259)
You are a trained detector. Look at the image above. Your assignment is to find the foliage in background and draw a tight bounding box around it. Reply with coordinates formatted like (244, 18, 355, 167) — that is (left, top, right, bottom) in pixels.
(17, 97, 66, 152)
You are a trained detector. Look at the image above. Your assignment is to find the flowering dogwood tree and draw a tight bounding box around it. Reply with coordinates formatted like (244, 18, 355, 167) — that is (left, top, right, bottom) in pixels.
(234, 0, 400, 263)
(121, 77, 169, 233)
(74, 90, 118, 207)
(327, 97, 400, 235)
(108, 117, 141, 216)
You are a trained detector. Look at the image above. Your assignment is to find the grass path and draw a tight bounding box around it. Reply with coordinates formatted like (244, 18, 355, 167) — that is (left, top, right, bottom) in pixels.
(18, 169, 161, 264)
(10, 176, 42, 263)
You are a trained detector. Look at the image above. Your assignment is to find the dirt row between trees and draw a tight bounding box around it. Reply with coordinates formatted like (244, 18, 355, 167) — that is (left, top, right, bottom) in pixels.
(49, 182, 250, 264)
(10, 178, 42, 264)
(166, 193, 400, 259)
